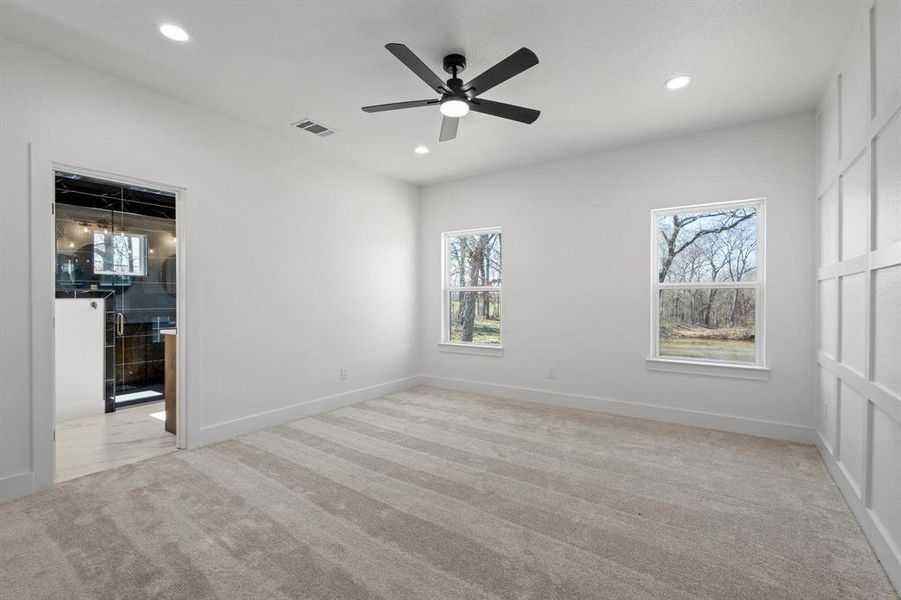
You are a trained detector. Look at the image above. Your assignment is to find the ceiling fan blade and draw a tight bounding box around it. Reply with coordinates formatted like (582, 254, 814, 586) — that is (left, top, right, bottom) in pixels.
(439, 116, 459, 142)
(469, 99, 540, 124)
(385, 43, 450, 94)
(361, 99, 439, 113)
(463, 47, 538, 98)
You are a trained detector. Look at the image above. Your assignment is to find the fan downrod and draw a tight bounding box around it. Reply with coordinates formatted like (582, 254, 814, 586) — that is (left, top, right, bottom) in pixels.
(442, 54, 466, 76)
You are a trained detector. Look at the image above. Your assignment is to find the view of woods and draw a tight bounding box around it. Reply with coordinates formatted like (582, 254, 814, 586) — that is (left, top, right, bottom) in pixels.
(447, 232, 502, 344)
(657, 206, 758, 362)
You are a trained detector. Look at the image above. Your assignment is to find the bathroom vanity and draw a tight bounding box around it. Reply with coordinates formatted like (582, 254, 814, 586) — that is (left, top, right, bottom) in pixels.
(162, 328, 177, 434)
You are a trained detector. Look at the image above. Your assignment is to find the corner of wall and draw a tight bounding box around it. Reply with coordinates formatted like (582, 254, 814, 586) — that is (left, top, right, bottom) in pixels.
(0, 472, 35, 503)
(413, 183, 426, 377)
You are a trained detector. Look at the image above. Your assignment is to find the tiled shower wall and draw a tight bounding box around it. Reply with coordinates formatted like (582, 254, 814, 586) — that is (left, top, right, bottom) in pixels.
(815, 0, 901, 590)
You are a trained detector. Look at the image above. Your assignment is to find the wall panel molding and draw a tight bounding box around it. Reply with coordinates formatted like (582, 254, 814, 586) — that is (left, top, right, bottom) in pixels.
(819, 352, 901, 424)
(818, 434, 901, 592)
(815, 1, 901, 591)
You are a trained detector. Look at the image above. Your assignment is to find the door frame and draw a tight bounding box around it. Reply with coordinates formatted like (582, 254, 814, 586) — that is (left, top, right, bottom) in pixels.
(30, 144, 191, 491)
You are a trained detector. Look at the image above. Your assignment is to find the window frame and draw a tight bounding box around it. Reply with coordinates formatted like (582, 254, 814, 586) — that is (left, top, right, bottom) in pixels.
(649, 198, 767, 370)
(441, 227, 503, 350)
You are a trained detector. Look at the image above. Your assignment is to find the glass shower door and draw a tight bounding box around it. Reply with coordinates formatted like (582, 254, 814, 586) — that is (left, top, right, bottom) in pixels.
(111, 189, 177, 408)
(55, 171, 176, 411)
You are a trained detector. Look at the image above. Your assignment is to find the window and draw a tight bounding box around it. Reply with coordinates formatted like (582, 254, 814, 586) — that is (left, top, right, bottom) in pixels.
(93, 231, 147, 276)
(651, 200, 764, 366)
(443, 228, 502, 346)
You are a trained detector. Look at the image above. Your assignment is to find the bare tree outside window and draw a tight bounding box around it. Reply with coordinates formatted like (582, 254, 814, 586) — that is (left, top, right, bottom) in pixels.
(444, 229, 502, 345)
(653, 202, 763, 364)
(93, 232, 147, 276)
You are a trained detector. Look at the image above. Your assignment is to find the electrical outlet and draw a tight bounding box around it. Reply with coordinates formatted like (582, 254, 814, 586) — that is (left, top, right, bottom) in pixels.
(547, 367, 557, 380)
(340, 367, 348, 381)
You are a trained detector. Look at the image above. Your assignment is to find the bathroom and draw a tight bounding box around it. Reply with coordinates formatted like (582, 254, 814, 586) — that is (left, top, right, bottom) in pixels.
(53, 171, 178, 480)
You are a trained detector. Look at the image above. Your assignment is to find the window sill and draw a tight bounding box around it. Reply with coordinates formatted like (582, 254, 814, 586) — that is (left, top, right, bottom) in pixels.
(646, 357, 769, 381)
(438, 343, 504, 356)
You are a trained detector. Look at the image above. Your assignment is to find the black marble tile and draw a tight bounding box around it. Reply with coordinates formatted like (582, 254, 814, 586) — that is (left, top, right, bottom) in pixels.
(143, 360, 165, 384)
(121, 200, 176, 220)
(122, 185, 176, 208)
(116, 359, 165, 389)
(55, 189, 120, 212)
(105, 379, 116, 412)
(120, 283, 178, 310)
(105, 346, 116, 379)
(117, 363, 146, 387)
(122, 308, 176, 324)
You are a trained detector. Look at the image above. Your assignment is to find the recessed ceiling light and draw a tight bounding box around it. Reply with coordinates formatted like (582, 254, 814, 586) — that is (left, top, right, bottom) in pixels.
(414, 145, 429, 155)
(664, 75, 692, 90)
(158, 23, 190, 42)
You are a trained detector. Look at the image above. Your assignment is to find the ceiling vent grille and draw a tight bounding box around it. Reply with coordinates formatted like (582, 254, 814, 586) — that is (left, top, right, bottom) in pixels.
(292, 118, 336, 137)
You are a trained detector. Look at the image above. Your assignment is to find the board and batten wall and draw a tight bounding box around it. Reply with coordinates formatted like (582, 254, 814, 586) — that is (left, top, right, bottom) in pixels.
(814, 0, 901, 591)
(0, 37, 420, 501)
(419, 112, 816, 442)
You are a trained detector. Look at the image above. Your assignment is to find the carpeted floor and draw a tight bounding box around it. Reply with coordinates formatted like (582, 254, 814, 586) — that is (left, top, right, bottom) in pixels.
(0, 386, 897, 599)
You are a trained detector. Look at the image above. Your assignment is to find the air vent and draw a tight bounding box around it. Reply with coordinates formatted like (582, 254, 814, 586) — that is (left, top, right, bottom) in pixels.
(291, 118, 336, 138)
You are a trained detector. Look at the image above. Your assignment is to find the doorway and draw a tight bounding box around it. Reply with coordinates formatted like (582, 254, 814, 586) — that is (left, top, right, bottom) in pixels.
(52, 170, 180, 482)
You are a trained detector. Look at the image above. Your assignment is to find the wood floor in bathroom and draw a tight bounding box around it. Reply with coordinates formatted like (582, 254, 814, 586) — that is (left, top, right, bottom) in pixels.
(55, 401, 177, 482)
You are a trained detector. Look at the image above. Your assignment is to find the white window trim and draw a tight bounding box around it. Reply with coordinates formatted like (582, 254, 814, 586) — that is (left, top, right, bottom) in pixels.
(648, 198, 767, 378)
(441, 227, 503, 352)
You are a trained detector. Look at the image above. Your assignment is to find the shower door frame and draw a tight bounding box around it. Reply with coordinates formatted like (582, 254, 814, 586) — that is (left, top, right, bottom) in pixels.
(30, 145, 192, 493)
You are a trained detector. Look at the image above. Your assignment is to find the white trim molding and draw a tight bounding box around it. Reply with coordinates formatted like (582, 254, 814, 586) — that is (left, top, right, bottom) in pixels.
(441, 227, 503, 349)
(55, 405, 105, 424)
(646, 357, 770, 381)
(817, 435, 901, 592)
(649, 198, 767, 372)
(196, 376, 421, 446)
(438, 343, 505, 356)
(420, 375, 814, 443)
(0, 472, 36, 503)
(29, 146, 196, 496)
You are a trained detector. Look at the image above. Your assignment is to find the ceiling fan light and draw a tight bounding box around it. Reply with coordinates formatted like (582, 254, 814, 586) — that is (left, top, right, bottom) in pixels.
(440, 98, 469, 117)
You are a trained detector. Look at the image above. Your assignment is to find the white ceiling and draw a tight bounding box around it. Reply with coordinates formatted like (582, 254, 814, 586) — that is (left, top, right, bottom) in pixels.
(0, 0, 867, 185)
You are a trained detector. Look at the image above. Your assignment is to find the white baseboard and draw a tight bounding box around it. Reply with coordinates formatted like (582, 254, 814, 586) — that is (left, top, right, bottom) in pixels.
(55, 404, 105, 423)
(816, 433, 901, 594)
(196, 376, 422, 446)
(419, 375, 816, 443)
(0, 471, 35, 503)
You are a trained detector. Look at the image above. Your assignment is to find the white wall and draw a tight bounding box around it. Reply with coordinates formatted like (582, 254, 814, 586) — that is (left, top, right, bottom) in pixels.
(814, 1, 901, 590)
(0, 38, 420, 499)
(419, 112, 816, 440)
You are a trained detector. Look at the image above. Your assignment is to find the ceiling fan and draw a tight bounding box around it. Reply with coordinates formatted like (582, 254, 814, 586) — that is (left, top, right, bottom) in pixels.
(362, 43, 540, 142)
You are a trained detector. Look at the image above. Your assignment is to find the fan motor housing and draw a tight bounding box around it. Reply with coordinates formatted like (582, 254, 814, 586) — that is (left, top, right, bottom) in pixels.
(443, 53, 466, 75)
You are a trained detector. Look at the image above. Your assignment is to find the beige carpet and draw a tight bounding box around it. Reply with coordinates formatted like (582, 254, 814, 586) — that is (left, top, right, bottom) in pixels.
(0, 386, 896, 599)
